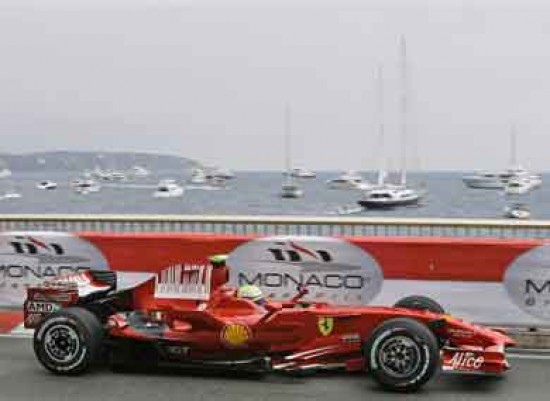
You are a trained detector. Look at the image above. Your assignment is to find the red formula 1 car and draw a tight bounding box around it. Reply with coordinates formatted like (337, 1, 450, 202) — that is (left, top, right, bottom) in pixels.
(24, 256, 515, 392)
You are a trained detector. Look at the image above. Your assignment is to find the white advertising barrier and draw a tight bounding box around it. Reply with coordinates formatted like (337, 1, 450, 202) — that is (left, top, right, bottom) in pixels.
(0, 232, 109, 306)
(504, 244, 550, 321)
(228, 236, 384, 305)
(3, 231, 550, 328)
(227, 236, 550, 327)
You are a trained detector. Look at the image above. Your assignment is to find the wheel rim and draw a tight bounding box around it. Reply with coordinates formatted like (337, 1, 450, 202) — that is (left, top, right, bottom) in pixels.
(44, 324, 81, 363)
(377, 335, 422, 378)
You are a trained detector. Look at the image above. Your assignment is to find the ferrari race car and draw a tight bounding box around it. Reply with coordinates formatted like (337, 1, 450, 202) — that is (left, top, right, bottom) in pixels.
(24, 256, 515, 392)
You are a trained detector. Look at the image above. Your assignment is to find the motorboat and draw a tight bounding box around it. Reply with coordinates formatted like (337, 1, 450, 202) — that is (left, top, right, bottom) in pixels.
(189, 168, 208, 184)
(130, 166, 150, 178)
(153, 179, 184, 198)
(357, 185, 421, 208)
(330, 205, 363, 215)
(36, 180, 57, 190)
(463, 128, 542, 190)
(463, 166, 541, 190)
(504, 203, 531, 219)
(91, 166, 126, 181)
(105, 170, 126, 181)
(206, 167, 235, 180)
(187, 168, 229, 190)
(290, 167, 316, 178)
(0, 168, 12, 179)
(0, 191, 21, 200)
(326, 171, 366, 190)
(504, 176, 536, 195)
(280, 181, 304, 198)
(72, 178, 101, 194)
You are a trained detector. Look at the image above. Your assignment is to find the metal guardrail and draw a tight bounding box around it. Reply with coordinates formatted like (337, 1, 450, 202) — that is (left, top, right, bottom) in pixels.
(0, 214, 549, 238)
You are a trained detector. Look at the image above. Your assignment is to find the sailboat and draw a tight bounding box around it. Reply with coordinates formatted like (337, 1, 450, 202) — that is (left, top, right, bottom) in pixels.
(280, 104, 303, 199)
(463, 126, 541, 190)
(358, 39, 423, 209)
(0, 159, 12, 179)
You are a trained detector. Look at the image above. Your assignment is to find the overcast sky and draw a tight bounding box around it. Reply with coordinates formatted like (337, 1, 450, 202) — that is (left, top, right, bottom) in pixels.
(0, 0, 549, 171)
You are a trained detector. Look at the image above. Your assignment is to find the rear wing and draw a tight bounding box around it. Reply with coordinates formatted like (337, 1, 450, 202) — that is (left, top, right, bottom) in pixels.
(24, 270, 116, 328)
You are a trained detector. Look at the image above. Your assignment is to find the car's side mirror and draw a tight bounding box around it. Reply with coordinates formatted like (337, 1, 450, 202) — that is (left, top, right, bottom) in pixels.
(265, 302, 282, 313)
(291, 285, 309, 303)
(259, 302, 282, 323)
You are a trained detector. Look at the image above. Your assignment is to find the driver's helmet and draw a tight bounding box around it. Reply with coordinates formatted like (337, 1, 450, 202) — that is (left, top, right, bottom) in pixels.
(209, 254, 228, 267)
(236, 284, 265, 306)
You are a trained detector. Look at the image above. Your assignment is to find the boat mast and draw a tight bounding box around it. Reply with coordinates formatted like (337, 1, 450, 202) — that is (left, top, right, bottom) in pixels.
(376, 64, 387, 186)
(284, 103, 292, 185)
(399, 35, 408, 186)
(509, 124, 518, 168)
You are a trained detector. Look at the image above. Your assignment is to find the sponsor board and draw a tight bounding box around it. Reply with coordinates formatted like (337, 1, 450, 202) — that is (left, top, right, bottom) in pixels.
(0, 232, 109, 307)
(504, 244, 550, 320)
(227, 236, 383, 304)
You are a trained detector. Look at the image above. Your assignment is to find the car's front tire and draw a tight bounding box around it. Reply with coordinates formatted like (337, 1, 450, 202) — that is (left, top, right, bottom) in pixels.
(394, 295, 445, 314)
(33, 307, 104, 375)
(365, 318, 440, 392)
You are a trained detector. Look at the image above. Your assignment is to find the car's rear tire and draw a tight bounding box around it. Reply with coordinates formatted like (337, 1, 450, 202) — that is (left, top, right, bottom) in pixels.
(394, 295, 445, 314)
(365, 318, 440, 392)
(33, 307, 104, 375)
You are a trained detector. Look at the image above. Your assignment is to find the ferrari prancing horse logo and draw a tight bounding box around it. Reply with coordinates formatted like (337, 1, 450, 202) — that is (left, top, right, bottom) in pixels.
(318, 316, 334, 336)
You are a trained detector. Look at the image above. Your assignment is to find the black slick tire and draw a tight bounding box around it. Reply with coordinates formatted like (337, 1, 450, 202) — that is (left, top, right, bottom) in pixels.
(33, 307, 104, 375)
(394, 295, 445, 314)
(365, 318, 440, 392)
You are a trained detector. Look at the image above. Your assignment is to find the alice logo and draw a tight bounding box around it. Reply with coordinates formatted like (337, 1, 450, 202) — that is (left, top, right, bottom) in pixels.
(221, 323, 251, 347)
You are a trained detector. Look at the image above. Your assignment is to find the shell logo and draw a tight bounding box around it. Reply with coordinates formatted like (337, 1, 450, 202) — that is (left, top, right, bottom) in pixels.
(221, 323, 251, 347)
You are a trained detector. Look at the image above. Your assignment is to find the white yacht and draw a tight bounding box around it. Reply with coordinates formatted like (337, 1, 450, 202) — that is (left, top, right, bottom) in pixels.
(463, 166, 541, 190)
(36, 180, 57, 190)
(153, 179, 184, 198)
(0, 191, 21, 200)
(326, 171, 365, 190)
(504, 203, 531, 219)
(206, 167, 235, 180)
(189, 168, 208, 184)
(463, 128, 542, 190)
(290, 167, 316, 178)
(280, 180, 304, 198)
(504, 175, 536, 195)
(358, 184, 421, 208)
(0, 168, 12, 179)
(91, 166, 126, 181)
(130, 166, 150, 178)
(72, 178, 101, 194)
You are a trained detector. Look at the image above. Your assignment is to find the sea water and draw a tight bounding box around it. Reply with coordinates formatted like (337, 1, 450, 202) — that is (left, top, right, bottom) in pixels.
(0, 170, 548, 219)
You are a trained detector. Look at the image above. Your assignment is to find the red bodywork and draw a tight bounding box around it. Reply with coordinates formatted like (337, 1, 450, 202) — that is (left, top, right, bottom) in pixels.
(24, 263, 515, 375)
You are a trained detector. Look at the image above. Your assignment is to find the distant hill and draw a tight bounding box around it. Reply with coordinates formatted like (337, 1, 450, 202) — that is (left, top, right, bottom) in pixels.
(0, 151, 200, 172)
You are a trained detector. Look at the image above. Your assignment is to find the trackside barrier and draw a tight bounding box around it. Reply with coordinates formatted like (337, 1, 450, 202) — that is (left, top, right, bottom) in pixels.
(2, 231, 550, 333)
(0, 214, 549, 238)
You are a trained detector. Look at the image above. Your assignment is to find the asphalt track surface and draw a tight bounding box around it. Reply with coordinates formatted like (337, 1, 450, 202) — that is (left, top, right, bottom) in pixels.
(1, 337, 550, 401)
